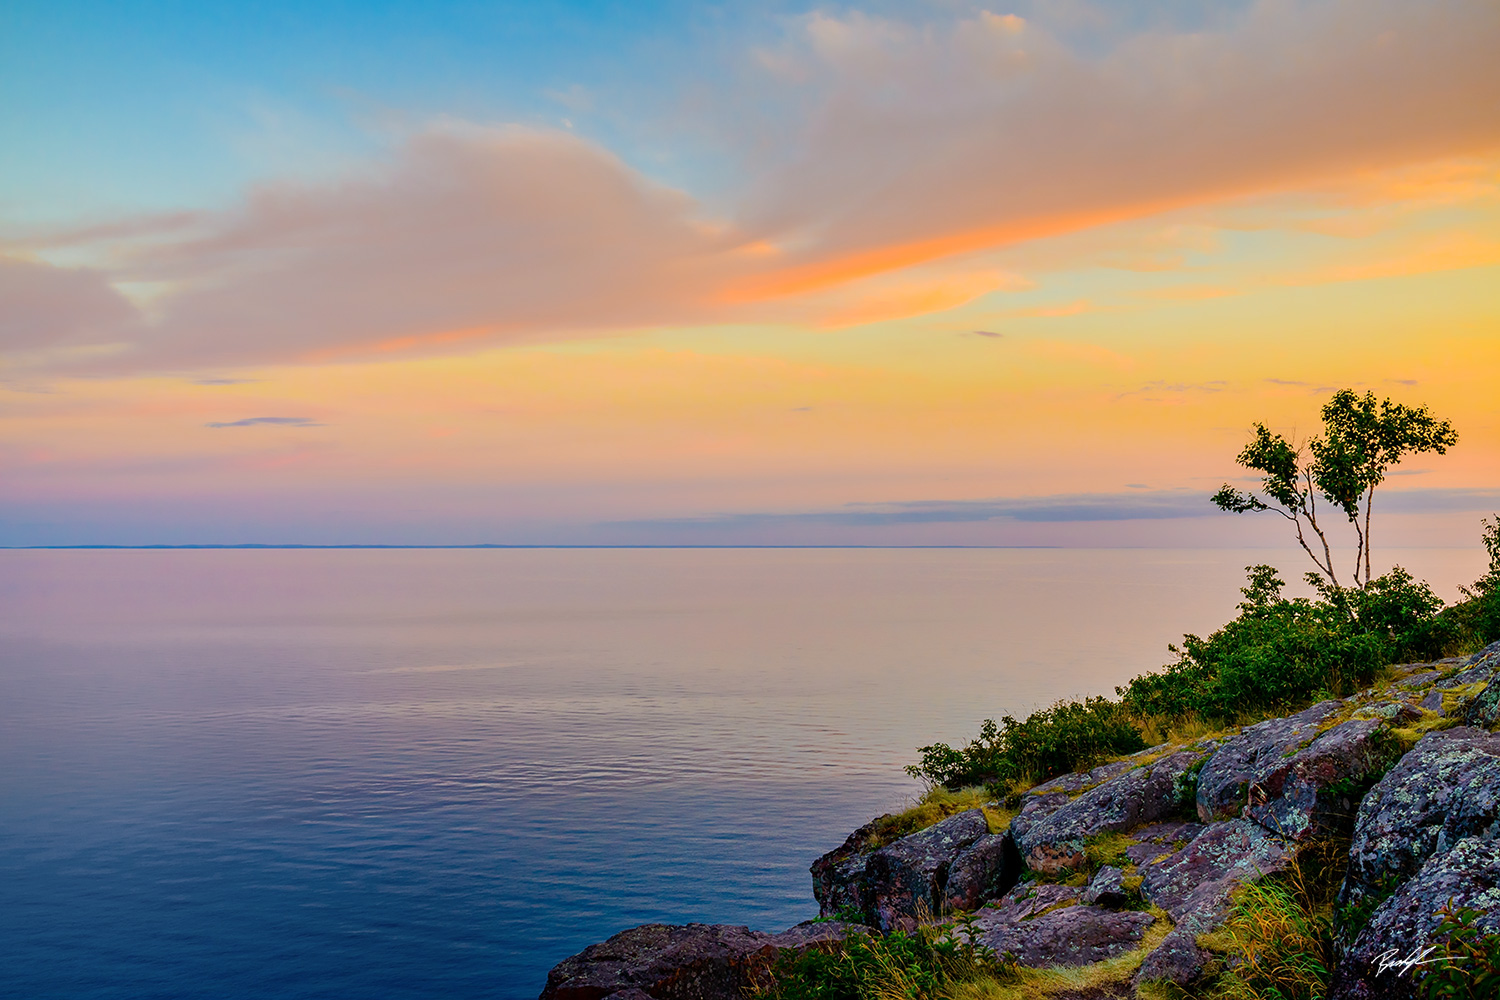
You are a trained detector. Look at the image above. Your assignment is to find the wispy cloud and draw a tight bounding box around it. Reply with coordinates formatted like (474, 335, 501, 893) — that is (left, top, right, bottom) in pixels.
(4, 1, 1497, 373)
(205, 416, 323, 428)
(612, 487, 1500, 534)
(616, 490, 1220, 531)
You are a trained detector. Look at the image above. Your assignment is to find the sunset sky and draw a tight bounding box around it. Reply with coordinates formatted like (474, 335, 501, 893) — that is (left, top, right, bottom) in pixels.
(3, 0, 1498, 547)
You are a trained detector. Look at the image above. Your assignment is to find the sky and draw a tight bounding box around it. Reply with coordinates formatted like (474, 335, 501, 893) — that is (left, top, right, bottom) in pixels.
(2, 0, 1499, 552)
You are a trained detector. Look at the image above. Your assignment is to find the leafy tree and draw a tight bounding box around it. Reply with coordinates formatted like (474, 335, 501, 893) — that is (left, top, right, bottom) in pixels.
(1213, 389, 1456, 589)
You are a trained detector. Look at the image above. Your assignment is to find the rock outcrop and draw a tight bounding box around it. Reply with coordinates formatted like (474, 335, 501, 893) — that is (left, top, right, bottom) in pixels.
(1014, 748, 1210, 873)
(1338, 726, 1500, 913)
(812, 808, 1021, 930)
(542, 649, 1500, 1000)
(1195, 701, 1341, 822)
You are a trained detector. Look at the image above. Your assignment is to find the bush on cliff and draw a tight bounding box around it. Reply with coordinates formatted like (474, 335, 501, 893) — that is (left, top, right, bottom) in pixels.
(1449, 514, 1500, 649)
(1118, 563, 1458, 724)
(905, 697, 1146, 791)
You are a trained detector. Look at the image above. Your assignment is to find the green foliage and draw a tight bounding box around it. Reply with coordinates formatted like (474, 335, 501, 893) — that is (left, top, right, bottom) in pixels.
(1452, 515, 1500, 646)
(1420, 903, 1500, 1000)
(1213, 389, 1457, 589)
(756, 916, 1012, 1000)
(1119, 564, 1458, 724)
(1173, 756, 1208, 818)
(906, 697, 1145, 791)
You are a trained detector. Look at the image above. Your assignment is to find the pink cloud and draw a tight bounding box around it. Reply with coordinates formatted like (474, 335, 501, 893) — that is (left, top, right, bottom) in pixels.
(2, 0, 1498, 373)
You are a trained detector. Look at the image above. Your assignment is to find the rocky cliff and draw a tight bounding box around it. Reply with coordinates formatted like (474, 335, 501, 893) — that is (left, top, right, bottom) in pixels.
(541, 640, 1500, 1000)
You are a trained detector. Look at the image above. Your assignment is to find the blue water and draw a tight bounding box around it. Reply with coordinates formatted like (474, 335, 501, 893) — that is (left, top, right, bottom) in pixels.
(0, 547, 1483, 998)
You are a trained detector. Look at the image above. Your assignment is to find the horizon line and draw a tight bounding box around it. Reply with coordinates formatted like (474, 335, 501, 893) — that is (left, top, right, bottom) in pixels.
(3, 543, 1068, 550)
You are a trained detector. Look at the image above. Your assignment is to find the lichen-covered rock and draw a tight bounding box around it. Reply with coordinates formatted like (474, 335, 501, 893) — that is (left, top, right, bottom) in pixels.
(539, 921, 860, 1000)
(1015, 749, 1209, 873)
(1444, 639, 1500, 688)
(1028, 758, 1139, 796)
(1419, 690, 1445, 714)
(1331, 837, 1500, 1000)
(974, 897, 1155, 968)
(983, 881, 1082, 921)
(1350, 702, 1422, 724)
(1136, 820, 1293, 985)
(1008, 790, 1071, 847)
(944, 833, 1021, 912)
(1339, 726, 1500, 913)
(1196, 701, 1341, 822)
(863, 809, 993, 930)
(1136, 927, 1216, 986)
(810, 817, 881, 917)
(1082, 865, 1127, 908)
(1141, 819, 1292, 923)
(1464, 677, 1500, 729)
(1241, 717, 1397, 840)
(1123, 821, 1205, 867)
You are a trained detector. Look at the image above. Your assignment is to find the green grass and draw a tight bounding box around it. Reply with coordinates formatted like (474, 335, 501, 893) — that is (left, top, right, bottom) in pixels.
(1200, 841, 1347, 1000)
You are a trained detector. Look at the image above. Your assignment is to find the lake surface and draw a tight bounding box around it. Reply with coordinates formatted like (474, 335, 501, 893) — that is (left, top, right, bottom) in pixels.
(0, 547, 1485, 998)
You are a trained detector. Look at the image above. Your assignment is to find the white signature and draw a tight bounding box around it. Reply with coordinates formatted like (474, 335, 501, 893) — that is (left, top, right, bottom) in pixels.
(1374, 945, 1446, 977)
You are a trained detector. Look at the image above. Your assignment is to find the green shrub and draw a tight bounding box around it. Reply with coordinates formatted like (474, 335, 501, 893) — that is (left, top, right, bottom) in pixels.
(1450, 515, 1500, 648)
(1119, 564, 1458, 725)
(906, 697, 1145, 791)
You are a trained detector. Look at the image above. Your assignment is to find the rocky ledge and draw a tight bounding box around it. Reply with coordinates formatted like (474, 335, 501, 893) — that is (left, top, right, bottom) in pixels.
(541, 640, 1500, 1000)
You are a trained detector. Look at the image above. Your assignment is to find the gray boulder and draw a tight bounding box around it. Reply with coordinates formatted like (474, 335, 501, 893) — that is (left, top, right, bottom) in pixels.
(1136, 820, 1293, 986)
(1340, 726, 1500, 913)
(973, 884, 1155, 968)
(944, 833, 1021, 912)
(1444, 639, 1500, 688)
(813, 808, 1020, 928)
(810, 817, 881, 917)
(1464, 677, 1500, 729)
(539, 920, 861, 1000)
(1123, 821, 1205, 867)
(1136, 927, 1216, 987)
(862, 809, 996, 930)
(1027, 758, 1139, 796)
(1240, 718, 1396, 840)
(1007, 790, 1071, 847)
(1331, 837, 1500, 1000)
(1015, 749, 1209, 873)
(1082, 865, 1127, 908)
(1196, 701, 1341, 822)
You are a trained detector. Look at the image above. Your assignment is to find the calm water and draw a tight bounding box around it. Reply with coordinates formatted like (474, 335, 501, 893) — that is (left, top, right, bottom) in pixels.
(0, 547, 1485, 998)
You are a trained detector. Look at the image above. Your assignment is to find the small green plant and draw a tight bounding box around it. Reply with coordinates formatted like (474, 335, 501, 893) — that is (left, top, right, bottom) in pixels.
(1419, 903, 1500, 1000)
